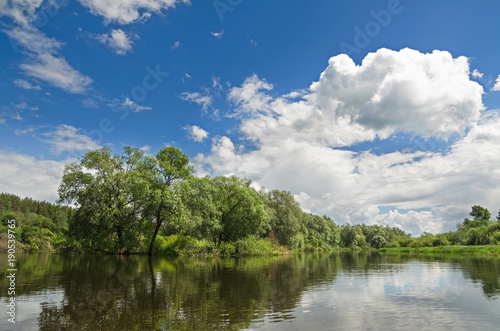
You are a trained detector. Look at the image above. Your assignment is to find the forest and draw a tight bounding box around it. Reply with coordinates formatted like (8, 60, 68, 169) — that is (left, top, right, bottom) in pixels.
(1, 146, 500, 255)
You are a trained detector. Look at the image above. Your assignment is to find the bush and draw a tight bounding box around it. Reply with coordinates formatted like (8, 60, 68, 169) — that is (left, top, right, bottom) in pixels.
(385, 241, 400, 248)
(215, 241, 234, 256)
(492, 231, 500, 245)
(398, 238, 413, 247)
(154, 235, 198, 255)
(235, 236, 276, 255)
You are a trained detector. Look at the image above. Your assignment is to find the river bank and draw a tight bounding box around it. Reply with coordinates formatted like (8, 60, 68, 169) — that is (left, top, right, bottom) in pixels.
(379, 245, 500, 255)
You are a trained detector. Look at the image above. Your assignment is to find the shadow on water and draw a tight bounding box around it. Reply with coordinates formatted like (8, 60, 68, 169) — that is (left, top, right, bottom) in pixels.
(1, 251, 499, 330)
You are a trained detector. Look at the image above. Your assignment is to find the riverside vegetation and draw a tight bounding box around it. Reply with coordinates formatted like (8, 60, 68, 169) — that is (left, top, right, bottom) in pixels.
(1, 146, 500, 256)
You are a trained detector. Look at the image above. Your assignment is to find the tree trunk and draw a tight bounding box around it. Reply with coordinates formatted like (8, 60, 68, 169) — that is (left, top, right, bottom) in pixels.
(148, 206, 163, 256)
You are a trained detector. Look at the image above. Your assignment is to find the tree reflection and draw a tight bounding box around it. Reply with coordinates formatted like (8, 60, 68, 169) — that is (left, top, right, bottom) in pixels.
(1, 252, 499, 330)
(32, 253, 341, 330)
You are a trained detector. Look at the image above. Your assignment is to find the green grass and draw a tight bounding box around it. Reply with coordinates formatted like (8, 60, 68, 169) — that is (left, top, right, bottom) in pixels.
(379, 245, 500, 256)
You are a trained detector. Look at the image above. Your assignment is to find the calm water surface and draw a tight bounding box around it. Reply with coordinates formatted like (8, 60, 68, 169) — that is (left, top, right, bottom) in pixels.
(1, 252, 500, 330)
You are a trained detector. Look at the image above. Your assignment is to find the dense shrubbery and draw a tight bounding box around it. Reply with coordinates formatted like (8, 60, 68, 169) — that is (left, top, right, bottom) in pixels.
(0, 193, 73, 252)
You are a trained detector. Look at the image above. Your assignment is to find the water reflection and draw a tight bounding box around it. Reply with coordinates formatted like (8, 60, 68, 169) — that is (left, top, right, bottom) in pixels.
(1, 252, 499, 330)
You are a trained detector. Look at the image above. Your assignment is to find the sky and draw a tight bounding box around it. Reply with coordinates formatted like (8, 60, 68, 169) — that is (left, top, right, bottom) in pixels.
(1, 0, 500, 235)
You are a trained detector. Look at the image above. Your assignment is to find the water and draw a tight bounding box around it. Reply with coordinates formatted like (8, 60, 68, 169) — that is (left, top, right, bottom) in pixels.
(1, 252, 499, 330)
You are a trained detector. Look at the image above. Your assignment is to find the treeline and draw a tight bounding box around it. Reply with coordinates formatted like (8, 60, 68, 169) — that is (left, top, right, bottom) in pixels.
(55, 146, 412, 255)
(0, 193, 74, 251)
(385, 205, 500, 249)
(1, 146, 411, 255)
(2, 146, 499, 255)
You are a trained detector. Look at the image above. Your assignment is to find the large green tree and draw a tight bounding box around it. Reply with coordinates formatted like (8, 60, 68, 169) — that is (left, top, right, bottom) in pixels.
(58, 147, 144, 253)
(259, 190, 303, 247)
(135, 146, 193, 255)
(207, 176, 266, 246)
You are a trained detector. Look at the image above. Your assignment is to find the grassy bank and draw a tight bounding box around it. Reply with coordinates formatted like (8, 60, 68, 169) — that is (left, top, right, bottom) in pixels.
(379, 245, 500, 256)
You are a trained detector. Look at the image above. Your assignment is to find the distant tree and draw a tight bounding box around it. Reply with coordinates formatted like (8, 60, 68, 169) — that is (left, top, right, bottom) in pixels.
(462, 205, 492, 229)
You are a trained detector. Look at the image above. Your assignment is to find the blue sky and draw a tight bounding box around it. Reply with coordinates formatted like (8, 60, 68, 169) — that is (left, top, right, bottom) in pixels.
(1, 0, 500, 234)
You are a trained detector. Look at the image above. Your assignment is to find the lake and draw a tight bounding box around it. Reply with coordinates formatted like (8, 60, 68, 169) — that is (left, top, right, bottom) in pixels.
(1, 252, 500, 330)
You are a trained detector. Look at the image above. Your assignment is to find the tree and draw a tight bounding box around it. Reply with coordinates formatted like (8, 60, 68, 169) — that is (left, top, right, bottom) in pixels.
(58, 147, 144, 253)
(462, 205, 492, 229)
(135, 146, 193, 255)
(259, 190, 302, 247)
(208, 176, 266, 246)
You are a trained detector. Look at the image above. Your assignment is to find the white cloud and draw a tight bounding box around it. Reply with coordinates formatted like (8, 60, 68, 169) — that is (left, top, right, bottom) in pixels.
(121, 97, 152, 112)
(82, 98, 98, 108)
(184, 125, 209, 142)
(140, 145, 152, 153)
(194, 48, 494, 235)
(14, 78, 41, 90)
(211, 30, 224, 39)
(95, 29, 134, 55)
(41, 124, 101, 155)
(0, 150, 73, 203)
(228, 74, 273, 116)
(0, 0, 44, 26)
(179, 91, 213, 110)
(19, 53, 92, 94)
(212, 76, 222, 89)
(77, 0, 190, 24)
(492, 75, 500, 92)
(171, 41, 182, 50)
(310, 48, 483, 141)
(4, 27, 92, 94)
(0, 110, 24, 123)
(11, 102, 38, 111)
(471, 69, 484, 79)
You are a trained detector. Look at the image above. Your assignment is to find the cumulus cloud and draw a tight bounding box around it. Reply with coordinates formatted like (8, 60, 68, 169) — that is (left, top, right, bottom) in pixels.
(184, 125, 209, 143)
(95, 29, 134, 55)
(77, 0, 190, 24)
(471, 69, 484, 79)
(310, 48, 483, 140)
(492, 75, 500, 92)
(194, 48, 493, 235)
(0, 150, 73, 202)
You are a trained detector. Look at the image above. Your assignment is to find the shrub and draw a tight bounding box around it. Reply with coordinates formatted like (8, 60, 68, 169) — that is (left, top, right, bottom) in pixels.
(385, 241, 400, 248)
(398, 238, 413, 247)
(234, 235, 288, 256)
(219, 241, 236, 256)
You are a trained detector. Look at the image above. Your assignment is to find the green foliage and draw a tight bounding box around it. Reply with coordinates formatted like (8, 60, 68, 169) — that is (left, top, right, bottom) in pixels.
(153, 235, 201, 256)
(234, 235, 285, 256)
(20, 147, 500, 256)
(462, 205, 493, 229)
(198, 176, 267, 246)
(135, 146, 193, 255)
(58, 146, 145, 254)
(340, 224, 367, 248)
(259, 190, 302, 247)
